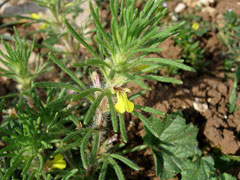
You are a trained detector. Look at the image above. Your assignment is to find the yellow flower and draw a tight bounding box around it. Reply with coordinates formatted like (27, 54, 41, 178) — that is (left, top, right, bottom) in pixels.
(46, 154, 66, 170)
(40, 23, 49, 29)
(31, 12, 43, 20)
(192, 22, 199, 30)
(114, 88, 134, 113)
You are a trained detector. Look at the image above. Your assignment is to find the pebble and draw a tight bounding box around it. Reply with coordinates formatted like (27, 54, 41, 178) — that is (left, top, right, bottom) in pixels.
(199, 0, 215, 6)
(171, 14, 178, 21)
(174, 3, 186, 13)
(193, 98, 208, 112)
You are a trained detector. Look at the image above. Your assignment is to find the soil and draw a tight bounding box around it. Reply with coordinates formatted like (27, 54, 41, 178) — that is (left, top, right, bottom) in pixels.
(1, 0, 240, 179)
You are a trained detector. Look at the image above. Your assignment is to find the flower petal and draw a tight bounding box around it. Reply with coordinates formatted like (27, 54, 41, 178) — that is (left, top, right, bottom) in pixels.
(124, 98, 134, 113)
(53, 154, 64, 162)
(52, 161, 66, 170)
(115, 92, 125, 113)
(51, 154, 66, 170)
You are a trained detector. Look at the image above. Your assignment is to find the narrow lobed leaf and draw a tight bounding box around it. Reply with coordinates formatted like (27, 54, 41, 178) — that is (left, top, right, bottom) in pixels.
(84, 92, 105, 125)
(111, 154, 139, 171)
(81, 128, 94, 169)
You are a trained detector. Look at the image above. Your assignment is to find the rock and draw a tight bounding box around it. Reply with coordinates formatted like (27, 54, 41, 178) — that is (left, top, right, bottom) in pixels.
(170, 13, 178, 21)
(202, 6, 217, 17)
(200, 0, 209, 6)
(183, 0, 199, 8)
(0, 2, 47, 15)
(174, 3, 186, 13)
(193, 98, 208, 112)
(199, 0, 215, 6)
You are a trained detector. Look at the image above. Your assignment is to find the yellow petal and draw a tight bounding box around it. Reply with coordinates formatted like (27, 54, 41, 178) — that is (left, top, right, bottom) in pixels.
(114, 91, 134, 113)
(40, 23, 48, 29)
(115, 92, 125, 113)
(53, 154, 64, 162)
(123, 88, 131, 93)
(192, 22, 199, 30)
(52, 161, 66, 170)
(51, 154, 66, 170)
(124, 98, 134, 113)
(31, 13, 42, 19)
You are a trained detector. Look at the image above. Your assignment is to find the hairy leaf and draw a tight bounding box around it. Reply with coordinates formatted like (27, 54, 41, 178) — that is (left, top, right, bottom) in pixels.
(143, 112, 200, 179)
(181, 156, 217, 180)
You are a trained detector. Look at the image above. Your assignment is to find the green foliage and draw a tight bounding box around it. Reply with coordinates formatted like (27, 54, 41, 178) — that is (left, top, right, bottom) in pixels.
(0, 28, 50, 95)
(173, 14, 209, 73)
(219, 10, 240, 113)
(181, 156, 217, 180)
(142, 112, 200, 179)
(142, 112, 237, 180)
(0, 91, 76, 179)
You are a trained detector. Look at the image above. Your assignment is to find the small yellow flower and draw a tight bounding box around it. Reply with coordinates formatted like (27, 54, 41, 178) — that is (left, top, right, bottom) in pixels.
(40, 23, 49, 29)
(114, 88, 134, 113)
(192, 22, 199, 30)
(45, 154, 66, 170)
(31, 12, 43, 20)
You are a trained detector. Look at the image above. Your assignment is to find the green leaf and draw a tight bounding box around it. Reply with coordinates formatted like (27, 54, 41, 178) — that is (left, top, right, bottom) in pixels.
(143, 112, 200, 179)
(62, 129, 89, 143)
(22, 156, 35, 178)
(84, 92, 105, 125)
(128, 90, 146, 100)
(108, 157, 125, 180)
(0, 145, 16, 156)
(108, 69, 116, 79)
(81, 128, 94, 169)
(225, 154, 240, 162)
(106, 93, 118, 132)
(89, 131, 99, 165)
(50, 54, 87, 90)
(219, 173, 237, 180)
(229, 61, 240, 113)
(37, 153, 44, 173)
(118, 113, 127, 143)
(89, 0, 112, 51)
(34, 82, 81, 93)
(121, 73, 151, 90)
(64, 18, 98, 58)
(140, 75, 182, 84)
(71, 88, 103, 102)
(62, 169, 79, 180)
(135, 105, 165, 116)
(111, 154, 139, 171)
(2, 150, 25, 180)
(73, 59, 112, 69)
(132, 111, 160, 138)
(47, 93, 77, 107)
(0, 99, 5, 114)
(140, 58, 195, 72)
(181, 156, 217, 180)
(0, 126, 16, 137)
(133, 47, 162, 54)
(98, 159, 108, 180)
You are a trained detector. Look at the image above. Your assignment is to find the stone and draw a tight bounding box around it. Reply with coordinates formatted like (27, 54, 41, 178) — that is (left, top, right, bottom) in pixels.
(174, 3, 186, 13)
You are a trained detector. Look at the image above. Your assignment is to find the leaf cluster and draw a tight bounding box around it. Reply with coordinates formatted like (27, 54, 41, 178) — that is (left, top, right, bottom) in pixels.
(219, 10, 240, 113)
